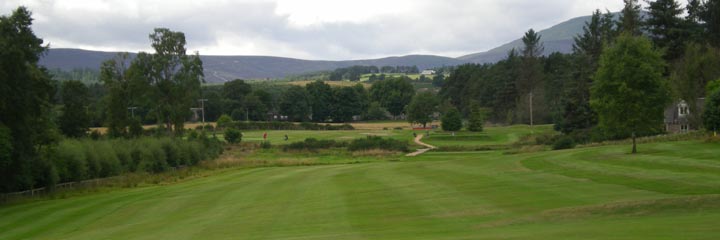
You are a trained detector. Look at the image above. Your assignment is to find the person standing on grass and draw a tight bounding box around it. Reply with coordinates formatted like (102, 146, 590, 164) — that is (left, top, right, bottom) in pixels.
(263, 132, 267, 141)
(284, 134, 288, 141)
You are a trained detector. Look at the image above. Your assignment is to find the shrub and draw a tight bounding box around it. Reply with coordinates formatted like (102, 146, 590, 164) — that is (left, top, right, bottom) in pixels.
(216, 114, 233, 130)
(260, 141, 272, 149)
(284, 138, 338, 151)
(89, 130, 102, 140)
(552, 136, 576, 150)
(348, 136, 409, 152)
(224, 128, 242, 144)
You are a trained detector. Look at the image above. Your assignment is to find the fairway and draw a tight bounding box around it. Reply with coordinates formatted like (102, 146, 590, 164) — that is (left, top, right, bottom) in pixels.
(2, 139, 719, 239)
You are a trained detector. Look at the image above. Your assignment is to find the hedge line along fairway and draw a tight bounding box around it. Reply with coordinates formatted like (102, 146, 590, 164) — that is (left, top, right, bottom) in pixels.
(51, 137, 223, 185)
(1, 140, 719, 239)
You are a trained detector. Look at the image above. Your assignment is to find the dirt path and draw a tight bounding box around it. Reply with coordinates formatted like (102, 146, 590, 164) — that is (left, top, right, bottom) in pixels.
(406, 134, 436, 157)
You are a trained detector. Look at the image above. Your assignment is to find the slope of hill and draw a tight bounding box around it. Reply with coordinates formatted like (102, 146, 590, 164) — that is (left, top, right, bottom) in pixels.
(458, 14, 601, 63)
(40, 49, 464, 83)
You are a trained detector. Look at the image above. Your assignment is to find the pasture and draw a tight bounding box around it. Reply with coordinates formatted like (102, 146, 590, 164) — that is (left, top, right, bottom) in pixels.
(1, 125, 719, 239)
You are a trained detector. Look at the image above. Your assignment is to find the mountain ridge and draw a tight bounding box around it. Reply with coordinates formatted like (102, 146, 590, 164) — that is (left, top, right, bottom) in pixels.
(40, 12, 601, 82)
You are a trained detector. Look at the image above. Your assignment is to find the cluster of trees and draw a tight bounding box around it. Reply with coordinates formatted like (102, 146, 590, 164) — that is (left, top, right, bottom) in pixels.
(328, 65, 421, 81)
(0, 7, 222, 193)
(440, 0, 720, 151)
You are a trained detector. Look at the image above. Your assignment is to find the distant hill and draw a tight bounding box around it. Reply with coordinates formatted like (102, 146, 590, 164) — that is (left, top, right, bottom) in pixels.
(40, 12, 610, 82)
(458, 13, 618, 64)
(40, 49, 464, 83)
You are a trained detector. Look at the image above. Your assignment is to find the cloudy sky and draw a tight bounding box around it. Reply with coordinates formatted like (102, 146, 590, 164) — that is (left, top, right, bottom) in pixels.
(0, 0, 688, 60)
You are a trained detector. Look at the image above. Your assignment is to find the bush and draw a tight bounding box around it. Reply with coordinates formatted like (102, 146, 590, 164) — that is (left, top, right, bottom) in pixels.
(348, 136, 409, 152)
(284, 138, 339, 151)
(552, 136, 576, 150)
(260, 141, 272, 149)
(216, 114, 233, 130)
(224, 128, 242, 144)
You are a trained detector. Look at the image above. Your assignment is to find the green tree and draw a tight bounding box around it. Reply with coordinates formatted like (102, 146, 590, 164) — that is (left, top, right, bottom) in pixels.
(100, 53, 134, 138)
(369, 77, 415, 117)
(441, 107, 462, 131)
(333, 86, 364, 122)
(59, 80, 90, 138)
(305, 81, 334, 122)
(704, 88, 720, 135)
(279, 86, 310, 122)
(645, 0, 687, 61)
(0, 7, 58, 192)
(243, 93, 268, 121)
(618, 0, 644, 36)
(467, 105, 485, 132)
(145, 28, 204, 136)
(518, 29, 545, 125)
(222, 79, 252, 114)
(406, 92, 439, 128)
(701, 0, 720, 47)
(364, 102, 389, 120)
(591, 34, 671, 153)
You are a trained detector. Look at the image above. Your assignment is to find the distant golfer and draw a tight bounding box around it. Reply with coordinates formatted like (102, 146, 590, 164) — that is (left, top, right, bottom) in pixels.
(263, 132, 267, 140)
(284, 134, 289, 141)
(413, 132, 417, 138)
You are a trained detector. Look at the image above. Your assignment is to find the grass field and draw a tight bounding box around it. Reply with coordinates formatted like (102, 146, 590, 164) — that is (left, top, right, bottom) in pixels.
(2, 126, 719, 239)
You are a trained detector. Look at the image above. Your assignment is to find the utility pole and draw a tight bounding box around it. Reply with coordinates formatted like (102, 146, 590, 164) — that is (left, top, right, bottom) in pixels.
(198, 99, 208, 125)
(128, 107, 138, 118)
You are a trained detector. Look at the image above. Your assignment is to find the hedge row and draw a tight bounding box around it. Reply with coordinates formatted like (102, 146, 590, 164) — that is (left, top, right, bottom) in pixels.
(283, 138, 344, 151)
(52, 137, 223, 184)
(347, 136, 410, 152)
(225, 121, 354, 131)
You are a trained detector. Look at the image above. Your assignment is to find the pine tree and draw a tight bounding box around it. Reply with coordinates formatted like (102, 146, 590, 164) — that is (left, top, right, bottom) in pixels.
(645, 0, 687, 60)
(618, 0, 644, 36)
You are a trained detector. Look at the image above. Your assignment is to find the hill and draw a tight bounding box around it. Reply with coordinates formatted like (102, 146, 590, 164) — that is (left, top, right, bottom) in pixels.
(39, 12, 615, 82)
(40, 49, 464, 83)
(458, 13, 615, 63)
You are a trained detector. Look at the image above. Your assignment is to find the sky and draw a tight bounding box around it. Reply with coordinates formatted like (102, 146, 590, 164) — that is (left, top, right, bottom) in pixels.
(0, 0, 689, 60)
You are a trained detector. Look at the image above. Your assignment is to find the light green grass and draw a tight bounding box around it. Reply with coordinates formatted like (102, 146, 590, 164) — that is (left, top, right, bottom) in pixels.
(2, 138, 719, 239)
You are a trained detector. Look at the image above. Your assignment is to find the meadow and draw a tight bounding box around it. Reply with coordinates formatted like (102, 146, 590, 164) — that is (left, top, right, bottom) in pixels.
(1, 124, 719, 239)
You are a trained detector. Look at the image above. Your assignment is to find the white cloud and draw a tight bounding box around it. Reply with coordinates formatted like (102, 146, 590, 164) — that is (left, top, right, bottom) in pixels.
(0, 0, 690, 60)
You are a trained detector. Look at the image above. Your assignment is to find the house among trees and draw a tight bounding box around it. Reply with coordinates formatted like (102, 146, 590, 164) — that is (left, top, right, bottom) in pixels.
(420, 69, 436, 75)
(664, 99, 705, 133)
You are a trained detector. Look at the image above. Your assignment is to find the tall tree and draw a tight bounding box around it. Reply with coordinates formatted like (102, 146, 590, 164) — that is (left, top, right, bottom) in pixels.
(618, 0, 644, 36)
(406, 92, 439, 128)
(685, 0, 706, 42)
(305, 81, 334, 122)
(558, 10, 616, 135)
(0, 7, 58, 191)
(333, 86, 364, 122)
(645, 0, 687, 60)
(518, 29, 545, 125)
(369, 77, 415, 118)
(701, 0, 720, 47)
(279, 86, 310, 122)
(704, 88, 720, 135)
(222, 79, 252, 115)
(58, 80, 90, 138)
(100, 53, 133, 138)
(145, 28, 204, 135)
(591, 34, 670, 153)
